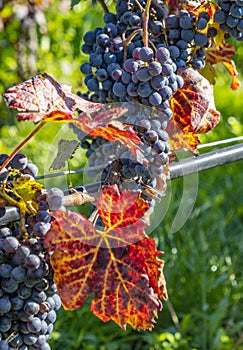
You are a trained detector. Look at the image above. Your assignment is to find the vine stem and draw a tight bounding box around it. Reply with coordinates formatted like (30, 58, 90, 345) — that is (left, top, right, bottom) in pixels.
(97, 0, 109, 13)
(143, 0, 152, 47)
(0, 121, 45, 173)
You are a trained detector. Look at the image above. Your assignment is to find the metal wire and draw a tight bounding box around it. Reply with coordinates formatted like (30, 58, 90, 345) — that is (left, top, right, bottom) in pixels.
(1, 143, 243, 226)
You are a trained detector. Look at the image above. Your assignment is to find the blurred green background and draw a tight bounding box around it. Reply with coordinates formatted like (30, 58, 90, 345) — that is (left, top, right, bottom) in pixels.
(0, 1, 243, 349)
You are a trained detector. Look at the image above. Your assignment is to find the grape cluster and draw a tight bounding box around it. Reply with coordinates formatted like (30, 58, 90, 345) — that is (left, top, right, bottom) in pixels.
(214, 0, 243, 40)
(0, 154, 38, 183)
(0, 154, 64, 350)
(80, 0, 184, 106)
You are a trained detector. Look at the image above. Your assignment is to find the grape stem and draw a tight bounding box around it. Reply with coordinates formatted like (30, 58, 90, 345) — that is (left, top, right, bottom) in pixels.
(143, 0, 152, 47)
(122, 29, 143, 61)
(0, 120, 45, 173)
(97, 0, 109, 13)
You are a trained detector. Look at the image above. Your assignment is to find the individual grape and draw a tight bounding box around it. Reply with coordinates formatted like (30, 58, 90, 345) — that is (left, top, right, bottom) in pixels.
(214, 10, 227, 24)
(152, 140, 166, 154)
(11, 266, 27, 283)
(80, 62, 92, 74)
(10, 334, 23, 347)
(179, 15, 193, 29)
(230, 4, 243, 18)
(83, 30, 96, 45)
(0, 264, 12, 278)
(165, 14, 179, 29)
(127, 82, 138, 97)
(18, 285, 32, 300)
(2, 236, 19, 253)
(103, 52, 116, 64)
(36, 210, 51, 223)
(95, 68, 108, 81)
(0, 340, 8, 350)
(207, 27, 218, 39)
(151, 75, 167, 90)
(112, 81, 127, 97)
(161, 63, 174, 76)
(104, 11, 117, 24)
(155, 47, 170, 63)
(154, 153, 169, 165)
(0, 316, 11, 332)
(169, 45, 180, 59)
(111, 69, 122, 81)
(104, 23, 118, 38)
(226, 15, 239, 28)
(86, 78, 99, 92)
(123, 58, 139, 73)
(149, 92, 162, 106)
(143, 130, 158, 145)
(22, 163, 38, 177)
(0, 295, 11, 314)
(235, 0, 243, 6)
(134, 119, 151, 133)
(11, 153, 28, 170)
(0, 168, 8, 182)
(159, 86, 173, 101)
(147, 61, 162, 76)
(191, 57, 205, 70)
(138, 47, 154, 62)
(194, 33, 208, 47)
(24, 301, 40, 316)
(196, 17, 208, 30)
(135, 67, 151, 82)
(137, 82, 152, 97)
(121, 71, 132, 84)
(23, 333, 38, 345)
(0, 154, 8, 166)
(32, 222, 51, 238)
(11, 296, 25, 311)
(25, 254, 41, 270)
(181, 29, 195, 42)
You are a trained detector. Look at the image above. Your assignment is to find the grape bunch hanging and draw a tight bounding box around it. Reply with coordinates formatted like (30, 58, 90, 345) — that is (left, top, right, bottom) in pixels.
(0, 0, 242, 348)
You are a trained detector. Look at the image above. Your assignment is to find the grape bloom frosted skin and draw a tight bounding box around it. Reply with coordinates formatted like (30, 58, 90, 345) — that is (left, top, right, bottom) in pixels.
(0, 153, 62, 350)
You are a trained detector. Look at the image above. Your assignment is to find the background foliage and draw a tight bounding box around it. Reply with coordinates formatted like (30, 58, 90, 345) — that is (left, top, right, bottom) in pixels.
(0, 0, 243, 349)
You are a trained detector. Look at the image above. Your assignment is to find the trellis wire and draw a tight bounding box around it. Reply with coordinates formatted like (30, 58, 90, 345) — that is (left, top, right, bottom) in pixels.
(0, 143, 242, 226)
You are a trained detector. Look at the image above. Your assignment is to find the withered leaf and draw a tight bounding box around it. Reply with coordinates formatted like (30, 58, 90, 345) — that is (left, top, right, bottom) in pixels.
(2, 73, 103, 123)
(50, 139, 79, 170)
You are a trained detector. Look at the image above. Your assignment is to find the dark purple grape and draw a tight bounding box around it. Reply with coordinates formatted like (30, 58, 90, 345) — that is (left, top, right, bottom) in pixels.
(2, 236, 19, 253)
(25, 254, 41, 270)
(11, 153, 28, 170)
(138, 47, 154, 62)
(143, 130, 158, 145)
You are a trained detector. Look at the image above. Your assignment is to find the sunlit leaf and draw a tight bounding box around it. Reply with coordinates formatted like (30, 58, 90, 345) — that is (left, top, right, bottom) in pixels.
(2, 73, 103, 123)
(167, 119, 200, 152)
(0, 175, 42, 215)
(170, 67, 220, 150)
(206, 44, 241, 90)
(44, 185, 167, 330)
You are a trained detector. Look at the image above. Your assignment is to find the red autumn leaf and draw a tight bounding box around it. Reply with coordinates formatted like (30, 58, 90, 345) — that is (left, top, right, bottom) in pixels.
(44, 185, 167, 330)
(206, 44, 241, 90)
(75, 107, 146, 164)
(3, 74, 146, 164)
(170, 67, 220, 150)
(2, 73, 103, 123)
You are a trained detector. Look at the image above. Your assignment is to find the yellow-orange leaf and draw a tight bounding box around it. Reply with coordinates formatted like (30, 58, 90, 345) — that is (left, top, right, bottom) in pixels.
(206, 44, 241, 90)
